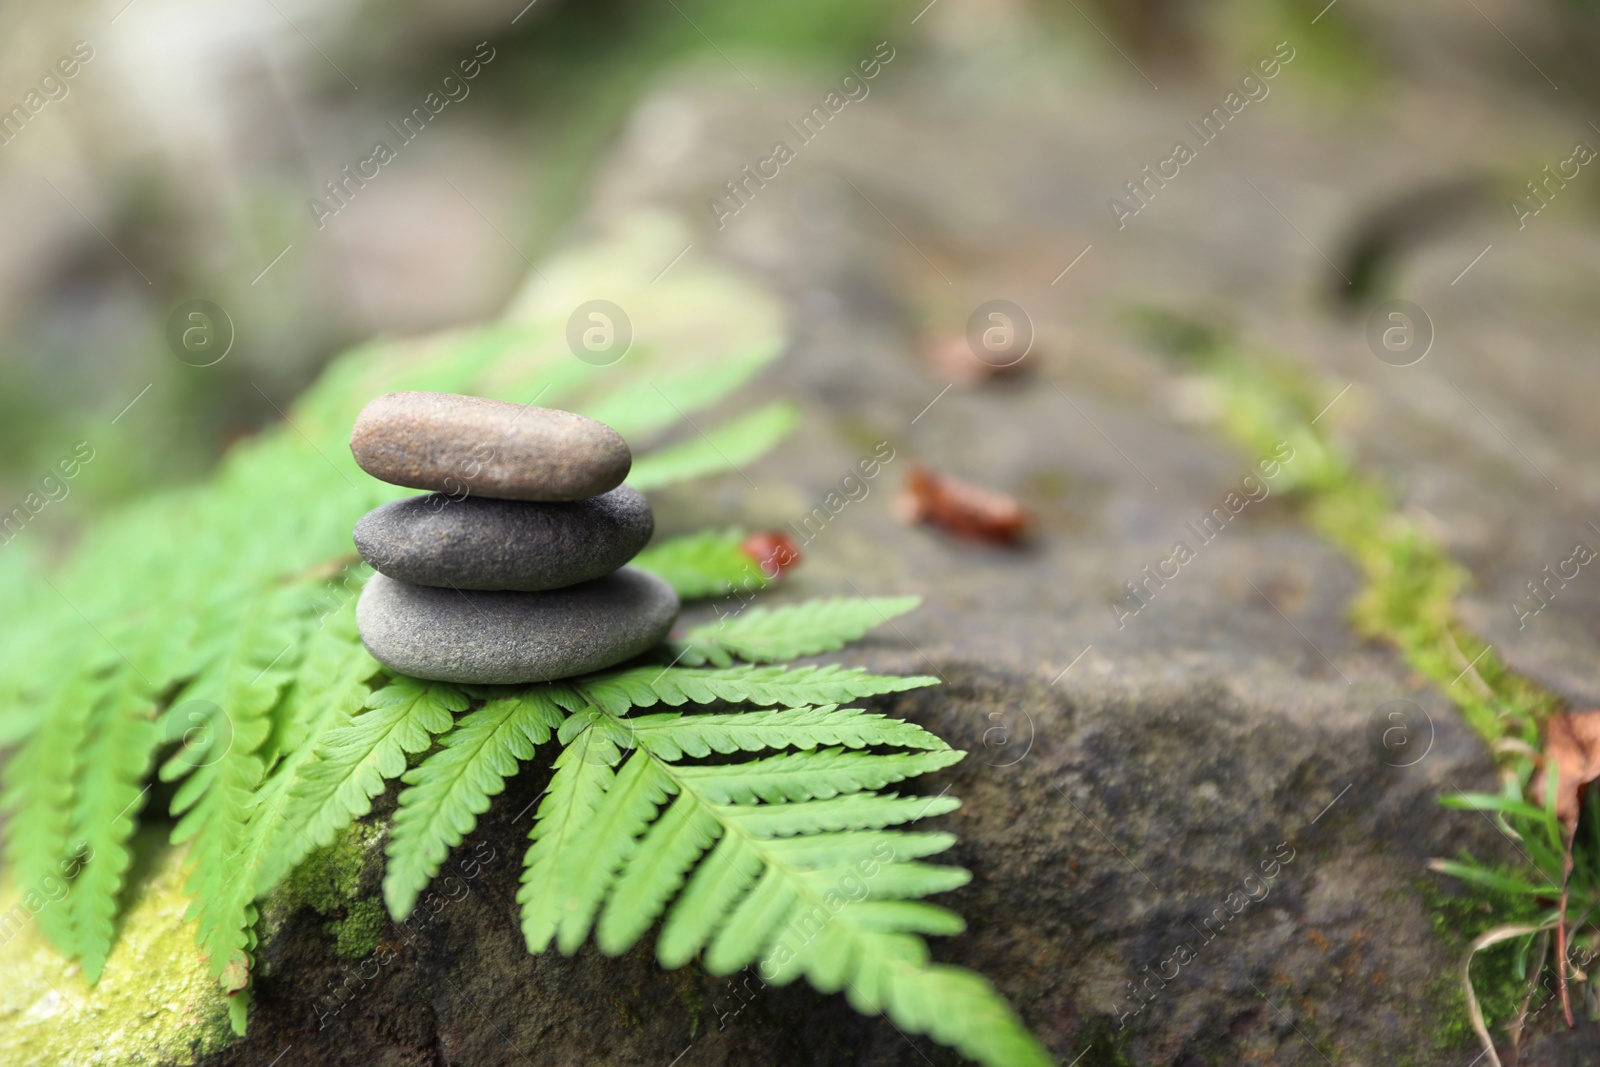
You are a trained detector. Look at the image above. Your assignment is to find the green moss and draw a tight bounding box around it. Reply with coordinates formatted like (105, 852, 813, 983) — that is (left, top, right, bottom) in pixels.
(1208, 0, 1388, 102)
(1415, 875, 1543, 1050)
(333, 899, 386, 959)
(0, 829, 233, 1066)
(263, 820, 387, 961)
(674, 967, 708, 1039)
(276, 821, 377, 917)
(1136, 306, 1560, 751)
(1069, 1016, 1139, 1066)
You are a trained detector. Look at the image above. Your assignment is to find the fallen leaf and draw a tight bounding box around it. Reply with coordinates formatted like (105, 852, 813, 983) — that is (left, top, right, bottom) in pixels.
(1538, 711, 1600, 838)
(895, 464, 1032, 545)
(923, 335, 1028, 386)
(1533, 709, 1600, 1028)
(741, 530, 802, 580)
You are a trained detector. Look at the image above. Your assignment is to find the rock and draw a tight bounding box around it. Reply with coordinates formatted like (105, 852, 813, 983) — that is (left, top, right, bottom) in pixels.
(350, 392, 631, 502)
(352, 485, 654, 591)
(355, 567, 678, 684)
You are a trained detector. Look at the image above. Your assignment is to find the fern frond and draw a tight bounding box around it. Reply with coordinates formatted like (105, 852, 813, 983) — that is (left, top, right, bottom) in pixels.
(627, 401, 798, 491)
(270, 676, 467, 888)
(672, 748, 963, 804)
(166, 585, 302, 992)
(505, 695, 1050, 1067)
(632, 528, 766, 600)
(675, 596, 922, 666)
(0, 669, 102, 957)
(624, 705, 948, 759)
(65, 683, 158, 983)
(517, 715, 634, 953)
(579, 341, 782, 439)
(578, 665, 938, 714)
(0, 219, 805, 1017)
(383, 690, 564, 919)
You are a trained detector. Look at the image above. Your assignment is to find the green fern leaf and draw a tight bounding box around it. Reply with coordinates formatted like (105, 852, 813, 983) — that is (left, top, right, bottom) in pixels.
(166, 585, 302, 992)
(273, 676, 467, 883)
(0, 220, 804, 1015)
(249, 605, 387, 895)
(578, 341, 782, 439)
(65, 683, 158, 983)
(676, 596, 922, 666)
(383, 690, 564, 920)
(711, 792, 960, 838)
(632, 528, 766, 600)
(0, 670, 102, 958)
(508, 693, 1050, 1067)
(596, 791, 720, 954)
(625, 705, 947, 759)
(673, 748, 964, 804)
(517, 718, 636, 954)
(627, 402, 798, 491)
(578, 665, 938, 714)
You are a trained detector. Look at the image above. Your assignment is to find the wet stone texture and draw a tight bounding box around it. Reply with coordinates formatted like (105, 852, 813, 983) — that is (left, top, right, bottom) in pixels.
(204, 4, 1600, 1063)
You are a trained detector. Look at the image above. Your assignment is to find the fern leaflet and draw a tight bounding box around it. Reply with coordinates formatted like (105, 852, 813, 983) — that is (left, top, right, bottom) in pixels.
(628, 402, 799, 490)
(624, 704, 947, 759)
(272, 676, 467, 884)
(579, 342, 782, 439)
(674, 596, 923, 666)
(383, 690, 565, 919)
(0, 670, 102, 959)
(632, 528, 767, 600)
(165, 585, 301, 992)
(499, 695, 1050, 1067)
(64, 682, 157, 982)
(577, 664, 937, 714)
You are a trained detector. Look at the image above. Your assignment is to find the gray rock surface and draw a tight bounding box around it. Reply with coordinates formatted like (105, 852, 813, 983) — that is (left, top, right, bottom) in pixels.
(204, 5, 1600, 1065)
(350, 392, 632, 502)
(353, 485, 654, 591)
(356, 568, 679, 684)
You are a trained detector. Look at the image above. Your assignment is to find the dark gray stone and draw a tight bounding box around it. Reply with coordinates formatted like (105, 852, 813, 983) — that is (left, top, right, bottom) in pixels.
(353, 486, 654, 591)
(350, 392, 631, 502)
(355, 567, 679, 684)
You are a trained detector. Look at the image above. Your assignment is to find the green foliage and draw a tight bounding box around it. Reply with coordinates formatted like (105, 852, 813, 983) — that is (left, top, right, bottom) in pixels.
(629, 402, 800, 490)
(383, 689, 566, 919)
(0, 224, 794, 1012)
(672, 595, 922, 666)
(579, 662, 937, 713)
(631, 528, 767, 600)
(0, 227, 1051, 1065)
(396, 648, 1050, 1067)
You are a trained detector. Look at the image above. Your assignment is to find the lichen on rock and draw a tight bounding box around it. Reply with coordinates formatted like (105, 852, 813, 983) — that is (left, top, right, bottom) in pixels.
(0, 829, 231, 1067)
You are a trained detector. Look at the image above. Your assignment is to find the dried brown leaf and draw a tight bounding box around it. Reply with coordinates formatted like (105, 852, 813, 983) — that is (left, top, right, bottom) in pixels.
(1533, 709, 1600, 1028)
(895, 464, 1032, 545)
(922, 335, 1026, 386)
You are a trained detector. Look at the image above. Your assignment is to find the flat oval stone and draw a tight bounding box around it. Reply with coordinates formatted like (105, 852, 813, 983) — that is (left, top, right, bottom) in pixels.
(353, 486, 654, 591)
(351, 392, 631, 502)
(356, 567, 679, 684)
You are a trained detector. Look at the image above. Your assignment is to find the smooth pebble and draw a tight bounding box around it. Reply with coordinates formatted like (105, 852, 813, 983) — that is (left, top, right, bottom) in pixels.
(350, 392, 631, 502)
(356, 567, 679, 684)
(354, 485, 654, 591)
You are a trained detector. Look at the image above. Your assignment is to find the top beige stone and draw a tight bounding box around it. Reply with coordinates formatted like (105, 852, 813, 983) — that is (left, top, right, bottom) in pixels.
(350, 392, 631, 501)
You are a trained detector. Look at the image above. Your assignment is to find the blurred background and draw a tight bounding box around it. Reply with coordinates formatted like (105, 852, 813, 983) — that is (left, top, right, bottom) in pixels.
(0, 0, 1597, 531)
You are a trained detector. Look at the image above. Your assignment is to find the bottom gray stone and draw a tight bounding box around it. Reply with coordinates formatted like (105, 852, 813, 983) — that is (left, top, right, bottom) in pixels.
(356, 566, 679, 684)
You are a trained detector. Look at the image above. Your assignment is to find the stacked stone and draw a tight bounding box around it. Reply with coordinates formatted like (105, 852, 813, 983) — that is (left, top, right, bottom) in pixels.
(349, 392, 679, 684)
